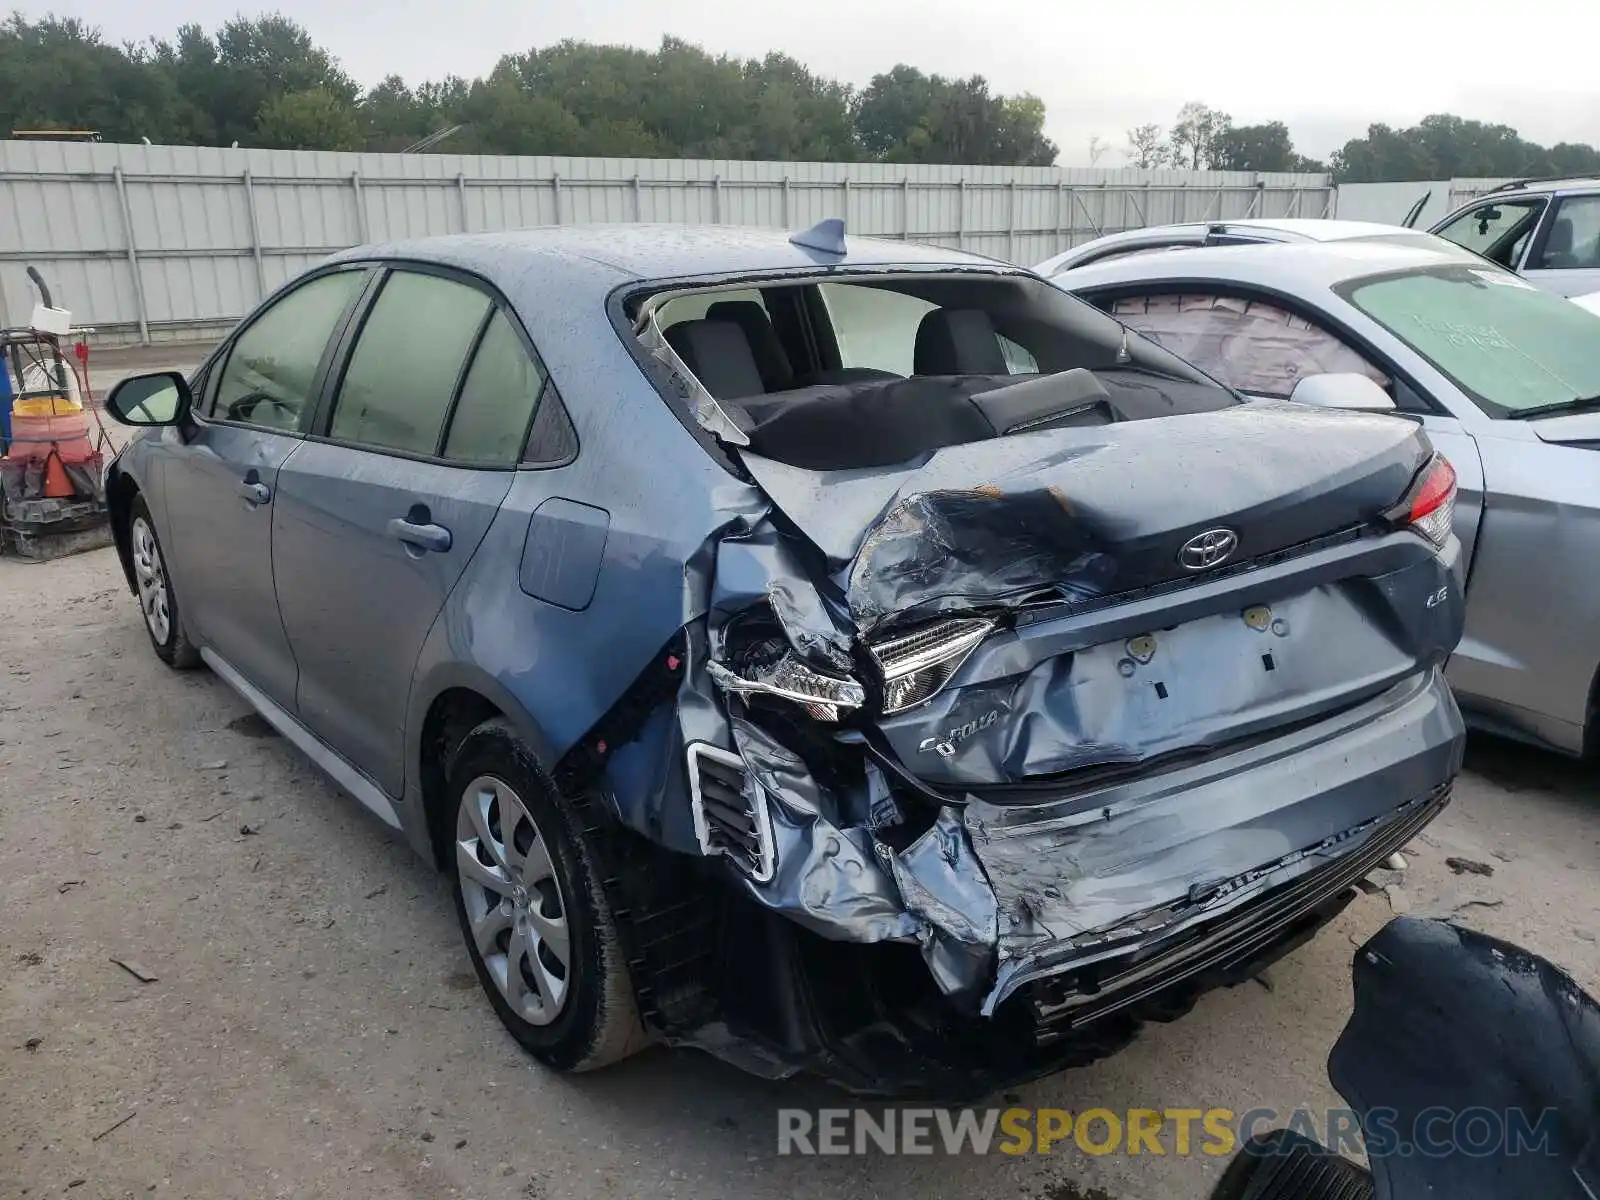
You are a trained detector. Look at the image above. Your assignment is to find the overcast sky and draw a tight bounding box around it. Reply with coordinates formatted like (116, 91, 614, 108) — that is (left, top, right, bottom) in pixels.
(21, 0, 1600, 162)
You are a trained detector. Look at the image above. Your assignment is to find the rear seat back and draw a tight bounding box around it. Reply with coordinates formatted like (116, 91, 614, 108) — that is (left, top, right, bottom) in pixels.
(662, 319, 767, 401)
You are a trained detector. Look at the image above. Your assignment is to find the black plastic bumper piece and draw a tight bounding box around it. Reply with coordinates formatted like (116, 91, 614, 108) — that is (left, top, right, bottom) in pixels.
(1211, 1131, 1375, 1200)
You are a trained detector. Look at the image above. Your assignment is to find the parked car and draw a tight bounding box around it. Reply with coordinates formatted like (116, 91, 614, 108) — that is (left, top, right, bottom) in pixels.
(1419, 177, 1600, 296)
(1033, 217, 1439, 276)
(101, 222, 1465, 1095)
(1050, 229, 1600, 760)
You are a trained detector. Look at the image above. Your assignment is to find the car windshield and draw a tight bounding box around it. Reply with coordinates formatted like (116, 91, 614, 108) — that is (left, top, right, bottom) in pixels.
(1339, 264, 1600, 417)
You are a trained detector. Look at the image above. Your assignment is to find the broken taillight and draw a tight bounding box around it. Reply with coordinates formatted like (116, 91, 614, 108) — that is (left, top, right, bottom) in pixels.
(867, 617, 995, 714)
(1392, 454, 1457, 548)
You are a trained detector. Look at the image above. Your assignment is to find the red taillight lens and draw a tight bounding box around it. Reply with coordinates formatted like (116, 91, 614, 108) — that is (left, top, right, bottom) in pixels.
(1404, 456, 1457, 547)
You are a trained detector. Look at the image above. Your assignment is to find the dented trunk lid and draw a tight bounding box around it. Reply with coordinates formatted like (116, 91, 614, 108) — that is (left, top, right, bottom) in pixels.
(740, 401, 1433, 635)
(740, 401, 1456, 789)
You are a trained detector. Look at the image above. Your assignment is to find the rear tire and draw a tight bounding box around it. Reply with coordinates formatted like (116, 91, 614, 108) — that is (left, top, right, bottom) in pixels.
(129, 495, 200, 669)
(446, 719, 649, 1072)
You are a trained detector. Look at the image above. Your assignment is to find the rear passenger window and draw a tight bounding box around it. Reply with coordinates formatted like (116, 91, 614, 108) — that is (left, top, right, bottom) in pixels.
(443, 311, 546, 465)
(329, 271, 490, 456)
(211, 269, 365, 429)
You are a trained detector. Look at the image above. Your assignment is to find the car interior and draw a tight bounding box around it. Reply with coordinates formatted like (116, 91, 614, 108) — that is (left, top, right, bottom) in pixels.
(1536, 208, 1600, 269)
(638, 274, 1237, 471)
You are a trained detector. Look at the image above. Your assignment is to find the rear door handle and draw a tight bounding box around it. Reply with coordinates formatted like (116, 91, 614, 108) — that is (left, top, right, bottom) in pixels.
(387, 518, 452, 553)
(238, 480, 270, 505)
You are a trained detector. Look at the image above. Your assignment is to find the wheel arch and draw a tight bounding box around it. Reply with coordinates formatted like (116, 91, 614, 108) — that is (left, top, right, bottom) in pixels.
(105, 462, 140, 595)
(409, 666, 562, 871)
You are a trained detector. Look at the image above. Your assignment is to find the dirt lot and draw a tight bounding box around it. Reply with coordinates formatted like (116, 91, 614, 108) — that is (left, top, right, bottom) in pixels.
(3, 351, 1598, 1199)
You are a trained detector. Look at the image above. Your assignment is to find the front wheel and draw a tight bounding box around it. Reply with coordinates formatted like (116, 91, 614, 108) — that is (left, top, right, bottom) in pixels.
(129, 496, 200, 669)
(447, 719, 649, 1072)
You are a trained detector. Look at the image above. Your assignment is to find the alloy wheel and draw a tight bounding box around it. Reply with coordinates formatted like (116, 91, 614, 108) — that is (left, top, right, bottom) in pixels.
(130, 516, 172, 645)
(455, 775, 572, 1026)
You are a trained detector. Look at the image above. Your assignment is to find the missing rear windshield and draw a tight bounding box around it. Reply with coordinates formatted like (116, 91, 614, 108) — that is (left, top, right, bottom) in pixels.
(629, 270, 1239, 471)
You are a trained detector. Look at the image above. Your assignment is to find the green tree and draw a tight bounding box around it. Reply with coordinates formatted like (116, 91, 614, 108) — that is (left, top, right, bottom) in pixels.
(744, 52, 858, 161)
(854, 66, 1055, 165)
(191, 14, 357, 147)
(255, 86, 359, 150)
(1330, 122, 1435, 181)
(1328, 115, 1572, 181)
(449, 75, 586, 156)
(1209, 120, 1328, 172)
(0, 15, 198, 142)
(1124, 123, 1169, 168)
(360, 74, 435, 151)
(1544, 142, 1600, 176)
(1169, 101, 1231, 169)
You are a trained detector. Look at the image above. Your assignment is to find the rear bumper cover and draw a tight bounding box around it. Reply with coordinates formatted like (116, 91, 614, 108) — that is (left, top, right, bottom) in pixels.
(674, 776, 1452, 1097)
(969, 665, 1464, 1014)
(695, 665, 1463, 1086)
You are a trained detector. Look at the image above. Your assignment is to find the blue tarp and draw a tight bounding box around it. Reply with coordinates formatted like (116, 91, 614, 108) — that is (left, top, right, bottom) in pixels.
(0, 359, 13, 449)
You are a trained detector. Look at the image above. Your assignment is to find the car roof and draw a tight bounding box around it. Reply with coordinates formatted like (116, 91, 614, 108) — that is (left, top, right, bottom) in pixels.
(1035, 219, 1433, 275)
(1196, 218, 1422, 241)
(330, 222, 1012, 288)
(1053, 234, 1487, 294)
(1468, 177, 1600, 196)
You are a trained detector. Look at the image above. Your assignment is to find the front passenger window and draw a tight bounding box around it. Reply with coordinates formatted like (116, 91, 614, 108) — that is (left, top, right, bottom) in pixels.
(1434, 199, 1545, 267)
(212, 270, 365, 430)
(329, 271, 491, 456)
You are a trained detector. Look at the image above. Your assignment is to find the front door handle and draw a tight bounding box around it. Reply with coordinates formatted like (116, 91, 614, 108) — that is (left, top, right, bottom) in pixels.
(387, 518, 452, 553)
(238, 480, 270, 505)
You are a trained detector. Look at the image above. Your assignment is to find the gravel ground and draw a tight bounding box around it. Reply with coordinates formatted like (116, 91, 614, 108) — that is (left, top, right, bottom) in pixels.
(2, 350, 1598, 1200)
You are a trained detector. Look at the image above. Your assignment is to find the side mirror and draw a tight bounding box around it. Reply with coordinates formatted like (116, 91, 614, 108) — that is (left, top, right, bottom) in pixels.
(1289, 373, 1395, 413)
(105, 371, 192, 426)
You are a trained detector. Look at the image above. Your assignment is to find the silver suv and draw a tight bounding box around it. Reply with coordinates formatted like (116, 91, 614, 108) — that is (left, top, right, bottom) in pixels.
(1426, 177, 1600, 296)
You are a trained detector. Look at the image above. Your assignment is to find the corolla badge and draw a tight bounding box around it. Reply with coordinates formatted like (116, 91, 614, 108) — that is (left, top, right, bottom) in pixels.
(919, 708, 1000, 757)
(1177, 527, 1239, 571)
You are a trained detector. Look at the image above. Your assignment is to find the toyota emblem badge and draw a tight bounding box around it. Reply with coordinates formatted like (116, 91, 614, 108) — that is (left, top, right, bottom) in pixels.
(1178, 528, 1239, 570)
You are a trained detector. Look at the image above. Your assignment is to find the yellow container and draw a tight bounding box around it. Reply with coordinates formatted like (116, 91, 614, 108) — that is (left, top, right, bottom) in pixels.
(12, 394, 81, 417)
(12, 359, 82, 416)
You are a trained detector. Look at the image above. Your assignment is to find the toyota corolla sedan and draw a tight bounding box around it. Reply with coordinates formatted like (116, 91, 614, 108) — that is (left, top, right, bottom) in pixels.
(1049, 229, 1600, 762)
(102, 222, 1465, 1095)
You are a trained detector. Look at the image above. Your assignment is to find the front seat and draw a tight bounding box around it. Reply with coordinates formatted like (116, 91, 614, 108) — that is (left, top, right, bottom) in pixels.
(1540, 217, 1576, 269)
(913, 308, 1009, 375)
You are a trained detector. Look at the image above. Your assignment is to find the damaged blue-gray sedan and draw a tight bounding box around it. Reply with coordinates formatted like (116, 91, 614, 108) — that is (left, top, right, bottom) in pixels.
(101, 221, 1467, 1095)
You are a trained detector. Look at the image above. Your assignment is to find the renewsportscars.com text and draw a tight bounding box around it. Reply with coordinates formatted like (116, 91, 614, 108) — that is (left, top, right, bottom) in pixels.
(776, 1106, 1561, 1158)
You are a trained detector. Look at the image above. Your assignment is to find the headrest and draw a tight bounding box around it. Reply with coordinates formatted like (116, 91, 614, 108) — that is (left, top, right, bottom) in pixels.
(914, 308, 1008, 375)
(662, 319, 767, 400)
(707, 300, 794, 391)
